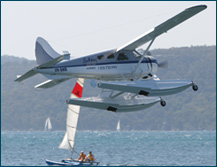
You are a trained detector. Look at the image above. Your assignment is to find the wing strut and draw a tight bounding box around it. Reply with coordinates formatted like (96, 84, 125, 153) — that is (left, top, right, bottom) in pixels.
(132, 38, 155, 75)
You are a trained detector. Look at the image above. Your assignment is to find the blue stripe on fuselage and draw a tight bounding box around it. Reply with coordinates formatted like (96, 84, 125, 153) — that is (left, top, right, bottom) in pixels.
(41, 60, 158, 69)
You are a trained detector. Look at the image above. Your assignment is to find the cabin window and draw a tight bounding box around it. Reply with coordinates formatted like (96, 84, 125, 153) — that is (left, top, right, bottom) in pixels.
(97, 55, 104, 60)
(107, 54, 114, 59)
(117, 53, 128, 61)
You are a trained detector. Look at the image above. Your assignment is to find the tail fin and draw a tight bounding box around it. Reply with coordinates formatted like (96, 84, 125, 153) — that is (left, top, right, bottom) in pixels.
(35, 37, 61, 66)
(15, 37, 70, 83)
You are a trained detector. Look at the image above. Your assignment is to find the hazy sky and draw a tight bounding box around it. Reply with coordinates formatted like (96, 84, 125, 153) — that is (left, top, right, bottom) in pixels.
(2, 1, 216, 60)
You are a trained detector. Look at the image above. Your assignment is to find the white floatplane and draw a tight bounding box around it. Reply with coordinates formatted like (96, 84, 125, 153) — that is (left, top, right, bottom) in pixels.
(15, 5, 206, 111)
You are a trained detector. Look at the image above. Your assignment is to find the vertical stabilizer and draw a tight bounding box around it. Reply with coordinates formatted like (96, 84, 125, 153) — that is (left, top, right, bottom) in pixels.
(35, 37, 61, 65)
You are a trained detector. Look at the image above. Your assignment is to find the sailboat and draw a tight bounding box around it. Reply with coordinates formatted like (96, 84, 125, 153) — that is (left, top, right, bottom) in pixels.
(45, 117, 52, 131)
(46, 78, 99, 166)
(117, 120, 120, 131)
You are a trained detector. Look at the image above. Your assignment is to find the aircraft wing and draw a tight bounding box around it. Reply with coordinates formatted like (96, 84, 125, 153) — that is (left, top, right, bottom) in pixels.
(116, 5, 207, 52)
(35, 78, 71, 89)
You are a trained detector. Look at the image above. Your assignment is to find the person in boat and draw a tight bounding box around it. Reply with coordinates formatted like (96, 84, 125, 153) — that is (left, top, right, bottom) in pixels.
(87, 151, 95, 162)
(78, 151, 86, 162)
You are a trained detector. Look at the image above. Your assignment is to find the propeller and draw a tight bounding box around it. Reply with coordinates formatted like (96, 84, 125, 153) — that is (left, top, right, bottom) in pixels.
(145, 50, 168, 69)
(146, 51, 151, 56)
(158, 61, 168, 69)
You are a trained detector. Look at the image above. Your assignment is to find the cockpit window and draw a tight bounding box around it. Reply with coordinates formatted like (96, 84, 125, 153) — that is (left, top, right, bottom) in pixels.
(117, 53, 128, 61)
(107, 54, 114, 59)
(97, 55, 104, 60)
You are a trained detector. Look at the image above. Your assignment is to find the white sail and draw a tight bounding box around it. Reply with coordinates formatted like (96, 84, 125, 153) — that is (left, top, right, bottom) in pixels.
(45, 117, 52, 131)
(59, 78, 84, 155)
(58, 132, 70, 149)
(117, 120, 120, 131)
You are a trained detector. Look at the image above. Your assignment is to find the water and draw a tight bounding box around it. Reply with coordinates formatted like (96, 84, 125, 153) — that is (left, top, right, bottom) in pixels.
(1, 131, 216, 166)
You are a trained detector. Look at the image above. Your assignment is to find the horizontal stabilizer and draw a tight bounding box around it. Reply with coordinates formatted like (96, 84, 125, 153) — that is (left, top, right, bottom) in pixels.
(37, 54, 66, 68)
(35, 78, 71, 89)
(15, 54, 68, 83)
(15, 68, 38, 82)
(67, 96, 160, 112)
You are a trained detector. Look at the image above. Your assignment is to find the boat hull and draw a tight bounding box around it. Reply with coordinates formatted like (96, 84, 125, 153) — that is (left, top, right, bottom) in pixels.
(45, 159, 99, 166)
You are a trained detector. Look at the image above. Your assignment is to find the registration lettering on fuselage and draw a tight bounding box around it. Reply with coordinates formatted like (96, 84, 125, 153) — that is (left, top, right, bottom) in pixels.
(54, 67, 67, 72)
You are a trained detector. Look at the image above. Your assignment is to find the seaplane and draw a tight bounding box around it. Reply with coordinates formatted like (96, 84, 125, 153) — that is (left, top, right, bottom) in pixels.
(15, 5, 206, 112)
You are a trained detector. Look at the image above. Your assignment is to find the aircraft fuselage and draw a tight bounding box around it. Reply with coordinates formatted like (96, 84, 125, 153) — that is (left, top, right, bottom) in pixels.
(35, 49, 158, 81)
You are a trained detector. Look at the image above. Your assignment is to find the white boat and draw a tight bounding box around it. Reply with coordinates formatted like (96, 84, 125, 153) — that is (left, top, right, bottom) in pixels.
(117, 120, 120, 131)
(46, 78, 99, 166)
(44, 117, 52, 131)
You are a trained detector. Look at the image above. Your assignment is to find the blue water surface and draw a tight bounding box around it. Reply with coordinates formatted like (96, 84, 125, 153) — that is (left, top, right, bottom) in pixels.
(1, 131, 216, 166)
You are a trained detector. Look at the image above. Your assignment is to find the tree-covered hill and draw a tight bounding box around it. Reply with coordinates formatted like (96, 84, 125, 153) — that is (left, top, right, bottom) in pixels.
(1, 46, 216, 131)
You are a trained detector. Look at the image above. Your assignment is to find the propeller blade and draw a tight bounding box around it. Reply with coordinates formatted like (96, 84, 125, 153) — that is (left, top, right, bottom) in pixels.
(147, 51, 151, 56)
(158, 61, 168, 69)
